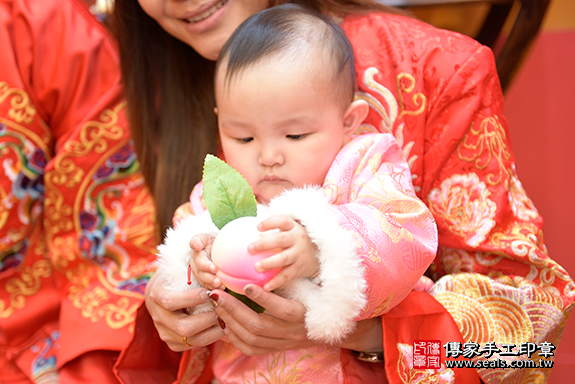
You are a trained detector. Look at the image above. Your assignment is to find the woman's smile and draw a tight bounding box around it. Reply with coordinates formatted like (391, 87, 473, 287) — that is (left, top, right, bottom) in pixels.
(181, 0, 229, 34)
(182, 0, 228, 24)
(182, 0, 229, 33)
(137, 0, 268, 60)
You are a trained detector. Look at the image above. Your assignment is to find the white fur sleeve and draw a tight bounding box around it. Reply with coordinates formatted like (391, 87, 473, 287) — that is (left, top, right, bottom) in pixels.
(156, 211, 218, 314)
(268, 187, 367, 344)
(156, 211, 218, 290)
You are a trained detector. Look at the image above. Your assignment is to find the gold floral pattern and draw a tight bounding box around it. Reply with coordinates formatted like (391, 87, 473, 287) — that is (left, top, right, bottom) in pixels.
(0, 81, 37, 124)
(507, 166, 539, 222)
(479, 367, 549, 384)
(51, 102, 126, 190)
(67, 263, 140, 330)
(243, 352, 313, 384)
(0, 258, 52, 318)
(437, 246, 476, 274)
(40, 102, 154, 330)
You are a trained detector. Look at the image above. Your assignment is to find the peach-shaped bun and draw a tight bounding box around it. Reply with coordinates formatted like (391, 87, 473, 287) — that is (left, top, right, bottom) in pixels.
(211, 216, 280, 293)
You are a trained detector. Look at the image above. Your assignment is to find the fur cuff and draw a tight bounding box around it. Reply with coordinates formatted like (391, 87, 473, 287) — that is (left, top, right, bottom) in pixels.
(156, 212, 218, 314)
(157, 211, 218, 290)
(269, 187, 367, 344)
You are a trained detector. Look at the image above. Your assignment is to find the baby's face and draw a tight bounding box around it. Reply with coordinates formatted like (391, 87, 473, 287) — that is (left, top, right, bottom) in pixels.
(215, 57, 354, 204)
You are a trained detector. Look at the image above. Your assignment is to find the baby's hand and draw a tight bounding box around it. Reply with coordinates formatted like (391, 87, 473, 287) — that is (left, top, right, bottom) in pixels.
(189, 233, 225, 290)
(249, 215, 319, 292)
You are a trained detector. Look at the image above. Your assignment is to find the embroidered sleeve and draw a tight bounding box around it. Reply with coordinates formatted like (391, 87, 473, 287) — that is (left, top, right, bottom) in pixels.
(324, 133, 438, 320)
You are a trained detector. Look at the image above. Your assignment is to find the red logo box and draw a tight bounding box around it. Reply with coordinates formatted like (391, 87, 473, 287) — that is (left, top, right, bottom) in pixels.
(414, 340, 442, 369)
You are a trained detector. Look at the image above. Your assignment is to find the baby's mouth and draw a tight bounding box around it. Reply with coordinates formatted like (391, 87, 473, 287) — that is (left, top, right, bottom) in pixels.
(262, 176, 284, 182)
(185, 0, 227, 24)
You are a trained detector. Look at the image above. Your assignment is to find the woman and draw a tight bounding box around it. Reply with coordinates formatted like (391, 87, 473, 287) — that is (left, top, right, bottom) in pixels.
(113, 0, 574, 383)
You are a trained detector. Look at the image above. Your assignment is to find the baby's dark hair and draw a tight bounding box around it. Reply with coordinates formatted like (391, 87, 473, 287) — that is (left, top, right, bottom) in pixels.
(216, 3, 356, 106)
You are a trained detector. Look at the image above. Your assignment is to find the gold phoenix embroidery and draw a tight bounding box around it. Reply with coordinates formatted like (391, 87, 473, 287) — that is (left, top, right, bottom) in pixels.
(355, 68, 420, 188)
(457, 116, 511, 187)
(356, 67, 398, 132)
(397, 73, 427, 119)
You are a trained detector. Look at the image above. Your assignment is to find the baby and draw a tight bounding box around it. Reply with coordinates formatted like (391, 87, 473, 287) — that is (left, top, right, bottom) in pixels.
(157, 3, 437, 362)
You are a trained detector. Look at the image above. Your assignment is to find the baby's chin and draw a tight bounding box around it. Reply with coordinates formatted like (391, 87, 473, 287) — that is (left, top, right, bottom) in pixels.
(255, 194, 272, 205)
(255, 185, 290, 205)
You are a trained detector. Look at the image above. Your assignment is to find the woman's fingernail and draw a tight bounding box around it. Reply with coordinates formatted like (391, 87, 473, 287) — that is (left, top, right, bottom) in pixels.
(218, 318, 226, 329)
(208, 292, 219, 307)
(244, 285, 253, 296)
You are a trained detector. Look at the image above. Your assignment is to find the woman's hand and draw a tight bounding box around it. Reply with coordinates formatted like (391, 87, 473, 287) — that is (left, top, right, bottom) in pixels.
(145, 271, 224, 352)
(210, 285, 315, 355)
(210, 284, 384, 355)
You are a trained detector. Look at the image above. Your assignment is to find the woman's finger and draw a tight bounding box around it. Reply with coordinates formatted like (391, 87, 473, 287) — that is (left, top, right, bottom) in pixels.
(179, 321, 225, 351)
(146, 278, 210, 312)
(243, 284, 306, 322)
(220, 322, 283, 356)
(213, 289, 307, 338)
(216, 303, 307, 352)
(163, 310, 222, 351)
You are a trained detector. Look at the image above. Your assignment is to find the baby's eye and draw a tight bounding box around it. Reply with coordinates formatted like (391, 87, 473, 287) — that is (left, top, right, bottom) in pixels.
(286, 134, 307, 140)
(237, 137, 253, 143)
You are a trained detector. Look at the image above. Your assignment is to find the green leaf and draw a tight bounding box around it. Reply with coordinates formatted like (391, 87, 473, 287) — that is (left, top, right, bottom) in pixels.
(202, 154, 257, 230)
(226, 288, 265, 313)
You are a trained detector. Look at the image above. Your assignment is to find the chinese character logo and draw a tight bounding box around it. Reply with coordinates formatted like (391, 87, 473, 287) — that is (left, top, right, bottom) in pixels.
(414, 340, 442, 369)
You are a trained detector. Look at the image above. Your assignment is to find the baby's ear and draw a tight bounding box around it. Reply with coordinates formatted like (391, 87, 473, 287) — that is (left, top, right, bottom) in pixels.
(342, 99, 369, 139)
